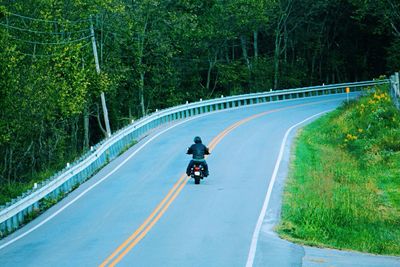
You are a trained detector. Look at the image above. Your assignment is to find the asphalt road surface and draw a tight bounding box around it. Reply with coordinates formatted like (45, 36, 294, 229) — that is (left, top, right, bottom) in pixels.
(1, 94, 399, 267)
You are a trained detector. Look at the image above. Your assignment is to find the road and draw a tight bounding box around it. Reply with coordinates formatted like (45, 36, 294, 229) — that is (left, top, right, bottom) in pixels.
(0, 94, 399, 267)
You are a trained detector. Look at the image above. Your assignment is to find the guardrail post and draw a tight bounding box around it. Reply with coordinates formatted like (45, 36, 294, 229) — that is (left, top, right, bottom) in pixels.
(1, 78, 391, 237)
(0, 221, 5, 234)
(17, 212, 23, 225)
(6, 218, 12, 231)
(393, 72, 400, 109)
(12, 216, 18, 229)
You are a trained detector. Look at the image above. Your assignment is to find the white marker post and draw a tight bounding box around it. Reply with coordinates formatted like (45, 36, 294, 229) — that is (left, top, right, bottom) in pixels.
(346, 87, 350, 103)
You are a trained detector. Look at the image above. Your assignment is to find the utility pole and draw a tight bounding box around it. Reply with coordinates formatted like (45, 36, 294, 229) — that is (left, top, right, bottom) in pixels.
(90, 17, 112, 137)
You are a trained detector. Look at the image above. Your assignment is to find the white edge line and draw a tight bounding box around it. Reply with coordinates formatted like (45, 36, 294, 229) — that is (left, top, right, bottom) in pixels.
(245, 109, 333, 267)
(0, 114, 210, 250)
(1, 97, 343, 251)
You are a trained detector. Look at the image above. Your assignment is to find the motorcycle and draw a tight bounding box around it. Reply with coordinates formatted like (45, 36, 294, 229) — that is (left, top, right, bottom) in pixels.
(190, 163, 205, 184)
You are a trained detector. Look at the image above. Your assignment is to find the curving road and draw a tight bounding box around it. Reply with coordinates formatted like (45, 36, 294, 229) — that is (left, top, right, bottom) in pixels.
(0, 94, 399, 267)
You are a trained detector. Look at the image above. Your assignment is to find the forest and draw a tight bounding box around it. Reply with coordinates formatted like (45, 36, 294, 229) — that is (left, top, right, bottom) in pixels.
(0, 0, 399, 200)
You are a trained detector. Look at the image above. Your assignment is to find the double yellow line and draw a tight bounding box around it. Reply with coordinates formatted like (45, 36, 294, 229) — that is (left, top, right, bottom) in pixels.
(100, 112, 268, 266)
(100, 99, 335, 266)
(100, 172, 188, 267)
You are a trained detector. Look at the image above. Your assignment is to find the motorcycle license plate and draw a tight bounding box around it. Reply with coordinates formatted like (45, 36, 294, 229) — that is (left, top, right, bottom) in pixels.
(194, 171, 201, 176)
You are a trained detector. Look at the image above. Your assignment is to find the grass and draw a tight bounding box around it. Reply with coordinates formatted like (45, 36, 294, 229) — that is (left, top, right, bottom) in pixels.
(277, 85, 400, 256)
(0, 168, 57, 206)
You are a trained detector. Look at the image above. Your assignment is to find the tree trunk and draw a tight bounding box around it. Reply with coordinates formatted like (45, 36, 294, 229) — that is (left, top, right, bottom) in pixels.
(274, 0, 294, 89)
(253, 30, 258, 61)
(38, 120, 45, 164)
(31, 143, 36, 177)
(83, 105, 90, 149)
(274, 14, 284, 90)
(206, 54, 217, 91)
(274, 32, 281, 89)
(15, 141, 34, 181)
(206, 61, 212, 91)
(71, 117, 78, 156)
(283, 23, 288, 63)
(311, 52, 317, 84)
(139, 71, 145, 116)
(137, 18, 148, 117)
(3, 147, 8, 183)
(95, 103, 108, 137)
(240, 35, 251, 70)
(232, 42, 235, 61)
(7, 147, 13, 185)
(225, 40, 230, 63)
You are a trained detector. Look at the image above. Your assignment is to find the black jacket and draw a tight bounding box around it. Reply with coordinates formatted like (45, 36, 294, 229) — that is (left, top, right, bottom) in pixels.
(187, 143, 210, 160)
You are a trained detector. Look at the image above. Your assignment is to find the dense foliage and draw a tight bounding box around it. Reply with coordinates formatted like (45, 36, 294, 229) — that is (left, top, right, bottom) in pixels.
(278, 85, 400, 255)
(0, 0, 399, 203)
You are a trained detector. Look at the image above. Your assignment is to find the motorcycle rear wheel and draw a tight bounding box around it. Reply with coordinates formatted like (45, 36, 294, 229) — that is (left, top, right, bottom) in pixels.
(194, 177, 200, 184)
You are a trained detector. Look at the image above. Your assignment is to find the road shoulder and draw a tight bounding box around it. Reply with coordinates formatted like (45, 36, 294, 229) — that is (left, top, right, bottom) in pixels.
(253, 122, 400, 267)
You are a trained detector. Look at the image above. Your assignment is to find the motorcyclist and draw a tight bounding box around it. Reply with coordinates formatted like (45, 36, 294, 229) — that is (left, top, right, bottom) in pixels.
(186, 136, 210, 177)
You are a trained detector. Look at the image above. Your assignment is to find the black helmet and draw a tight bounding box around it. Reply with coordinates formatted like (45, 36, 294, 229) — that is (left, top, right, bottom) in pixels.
(194, 136, 202, 144)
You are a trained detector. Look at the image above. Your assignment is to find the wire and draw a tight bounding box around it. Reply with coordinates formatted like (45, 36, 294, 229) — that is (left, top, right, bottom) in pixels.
(0, 22, 90, 35)
(5, 12, 91, 24)
(8, 34, 92, 45)
(11, 41, 92, 57)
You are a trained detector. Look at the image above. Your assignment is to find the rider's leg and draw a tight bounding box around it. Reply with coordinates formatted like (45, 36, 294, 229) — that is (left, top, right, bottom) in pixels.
(186, 160, 194, 176)
(203, 161, 209, 176)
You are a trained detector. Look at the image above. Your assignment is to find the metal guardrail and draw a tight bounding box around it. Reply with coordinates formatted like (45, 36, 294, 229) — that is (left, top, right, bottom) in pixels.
(390, 72, 400, 109)
(0, 79, 389, 237)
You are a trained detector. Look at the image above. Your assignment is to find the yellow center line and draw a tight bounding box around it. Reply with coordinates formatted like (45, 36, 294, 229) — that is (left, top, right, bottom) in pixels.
(100, 98, 340, 266)
(102, 119, 244, 266)
(99, 174, 187, 267)
(208, 120, 241, 149)
(109, 176, 190, 266)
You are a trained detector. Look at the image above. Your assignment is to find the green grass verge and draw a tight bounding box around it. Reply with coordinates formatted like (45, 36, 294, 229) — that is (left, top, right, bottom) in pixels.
(277, 85, 400, 256)
(0, 168, 58, 206)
